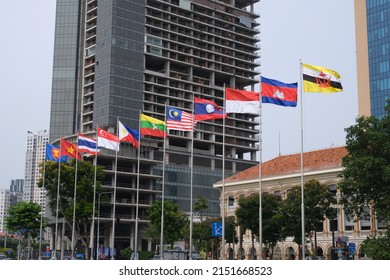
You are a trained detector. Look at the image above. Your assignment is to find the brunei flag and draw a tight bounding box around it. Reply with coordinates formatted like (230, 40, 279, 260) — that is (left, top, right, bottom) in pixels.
(302, 63, 343, 93)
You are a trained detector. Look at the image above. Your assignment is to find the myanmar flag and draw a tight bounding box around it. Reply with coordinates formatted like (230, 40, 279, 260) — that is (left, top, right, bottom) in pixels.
(140, 114, 166, 138)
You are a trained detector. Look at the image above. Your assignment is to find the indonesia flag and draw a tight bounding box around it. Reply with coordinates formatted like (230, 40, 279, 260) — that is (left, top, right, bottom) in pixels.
(97, 128, 120, 151)
(261, 76, 298, 107)
(226, 88, 260, 114)
(78, 133, 100, 155)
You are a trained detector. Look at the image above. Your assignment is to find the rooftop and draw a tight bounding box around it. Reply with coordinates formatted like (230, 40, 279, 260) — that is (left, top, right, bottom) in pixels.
(224, 146, 348, 183)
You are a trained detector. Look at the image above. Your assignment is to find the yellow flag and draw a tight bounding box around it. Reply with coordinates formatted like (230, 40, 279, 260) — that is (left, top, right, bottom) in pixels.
(302, 63, 343, 93)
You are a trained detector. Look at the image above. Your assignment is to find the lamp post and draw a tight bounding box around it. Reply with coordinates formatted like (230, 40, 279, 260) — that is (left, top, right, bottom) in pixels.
(38, 210, 44, 260)
(96, 191, 111, 260)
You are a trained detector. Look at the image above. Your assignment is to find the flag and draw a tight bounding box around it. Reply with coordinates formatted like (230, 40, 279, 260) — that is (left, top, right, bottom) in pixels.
(97, 128, 120, 151)
(261, 76, 298, 107)
(60, 139, 81, 159)
(225, 88, 260, 114)
(46, 144, 67, 162)
(194, 97, 226, 121)
(118, 121, 140, 148)
(77, 133, 100, 155)
(302, 63, 343, 93)
(166, 106, 196, 131)
(140, 114, 166, 138)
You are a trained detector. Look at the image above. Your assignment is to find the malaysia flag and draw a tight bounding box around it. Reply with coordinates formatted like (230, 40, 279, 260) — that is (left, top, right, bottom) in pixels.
(78, 133, 100, 155)
(226, 88, 260, 114)
(261, 76, 298, 107)
(194, 97, 226, 121)
(97, 128, 120, 152)
(166, 106, 196, 131)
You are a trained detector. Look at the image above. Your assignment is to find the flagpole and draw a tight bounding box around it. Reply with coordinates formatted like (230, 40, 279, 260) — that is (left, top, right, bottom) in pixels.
(221, 85, 226, 260)
(135, 111, 141, 260)
(160, 105, 167, 259)
(54, 138, 62, 260)
(71, 136, 79, 260)
(258, 77, 263, 260)
(111, 121, 119, 260)
(38, 157, 46, 260)
(299, 60, 305, 260)
(90, 127, 98, 260)
(189, 95, 195, 260)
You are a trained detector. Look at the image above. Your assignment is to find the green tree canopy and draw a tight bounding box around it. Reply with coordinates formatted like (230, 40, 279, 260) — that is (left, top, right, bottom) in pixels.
(281, 179, 336, 258)
(339, 104, 390, 224)
(38, 159, 104, 258)
(146, 200, 189, 248)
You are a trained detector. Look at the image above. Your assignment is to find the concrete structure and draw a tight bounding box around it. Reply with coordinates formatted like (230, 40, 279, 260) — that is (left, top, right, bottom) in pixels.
(214, 147, 387, 260)
(23, 130, 49, 212)
(0, 189, 23, 233)
(49, 0, 260, 255)
(355, 0, 390, 118)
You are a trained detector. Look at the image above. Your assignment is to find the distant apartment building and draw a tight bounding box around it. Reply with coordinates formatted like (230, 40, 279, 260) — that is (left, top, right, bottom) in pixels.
(23, 130, 49, 213)
(0, 181, 23, 234)
(0, 190, 10, 233)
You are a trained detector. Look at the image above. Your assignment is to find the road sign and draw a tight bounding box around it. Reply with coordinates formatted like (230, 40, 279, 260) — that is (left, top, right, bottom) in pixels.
(349, 242, 356, 253)
(212, 222, 222, 237)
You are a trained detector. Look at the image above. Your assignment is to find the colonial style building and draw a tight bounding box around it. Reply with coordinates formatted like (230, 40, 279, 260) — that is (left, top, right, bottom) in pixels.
(214, 146, 386, 260)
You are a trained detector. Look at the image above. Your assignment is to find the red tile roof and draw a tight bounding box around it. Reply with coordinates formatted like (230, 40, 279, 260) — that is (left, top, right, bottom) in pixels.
(224, 146, 348, 183)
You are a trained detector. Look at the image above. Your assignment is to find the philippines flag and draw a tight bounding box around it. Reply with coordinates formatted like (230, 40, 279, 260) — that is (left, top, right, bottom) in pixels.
(78, 133, 100, 155)
(118, 121, 140, 148)
(97, 128, 120, 152)
(194, 97, 226, 121)
(226, 88, 260, 114)
(166, 106, 196, 131)
(261, 76, 298, 107)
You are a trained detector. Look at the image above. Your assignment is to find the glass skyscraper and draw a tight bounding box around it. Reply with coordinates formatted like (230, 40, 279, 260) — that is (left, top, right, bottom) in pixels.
(49, 0, 260, 255)
(356, 0, 390, 118)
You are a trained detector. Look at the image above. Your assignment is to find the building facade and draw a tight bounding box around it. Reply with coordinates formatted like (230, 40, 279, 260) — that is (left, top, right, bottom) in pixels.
(23, 130, 49, 210)
(0, 189, 23, 234)
(214, 147, 386, 260)
(355, 0, 390, 118)
(49, 0, 260, 255)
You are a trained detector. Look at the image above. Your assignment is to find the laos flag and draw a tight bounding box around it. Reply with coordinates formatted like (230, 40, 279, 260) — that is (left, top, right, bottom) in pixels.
(261, 76, 298, 107)
(194, 97, 227, 121)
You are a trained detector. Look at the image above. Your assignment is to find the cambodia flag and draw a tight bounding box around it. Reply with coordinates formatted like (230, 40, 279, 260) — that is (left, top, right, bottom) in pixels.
(194, 97, 226, 121)
(261, 76, 298, 107)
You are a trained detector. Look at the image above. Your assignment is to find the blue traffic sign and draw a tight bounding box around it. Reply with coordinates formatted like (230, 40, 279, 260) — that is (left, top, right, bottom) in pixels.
(212, 222, 222, 237)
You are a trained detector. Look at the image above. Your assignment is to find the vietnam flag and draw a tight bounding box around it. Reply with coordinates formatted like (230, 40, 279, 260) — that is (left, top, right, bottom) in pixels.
(61, 139, 81, 160)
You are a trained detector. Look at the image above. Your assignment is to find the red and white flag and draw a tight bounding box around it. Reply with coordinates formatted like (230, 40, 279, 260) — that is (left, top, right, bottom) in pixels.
(97, 128, 120, 151)
(225, 88, 260, 114)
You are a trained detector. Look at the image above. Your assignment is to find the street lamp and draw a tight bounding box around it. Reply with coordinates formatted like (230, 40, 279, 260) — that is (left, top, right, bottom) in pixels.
(96, 191, 112, 260)
(38, 210, 44, 260)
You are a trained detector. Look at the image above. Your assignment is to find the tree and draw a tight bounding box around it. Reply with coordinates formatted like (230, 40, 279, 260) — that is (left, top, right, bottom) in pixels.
(281, 179, 336, 259)
(362, 230, 390, 260)
(236, 194, 259, 259)
(38, 159, 105, 259)
(146, 200, 189, 248)
(235, 193, 287, 260)
(261, 193, 286, 259)
(339, 103, 390, 225)
(194, 195, 208, 222)
(5, 202, 46, 259)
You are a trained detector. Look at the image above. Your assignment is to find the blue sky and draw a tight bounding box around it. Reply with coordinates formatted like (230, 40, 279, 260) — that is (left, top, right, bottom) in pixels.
(0, 0, 357, 188)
